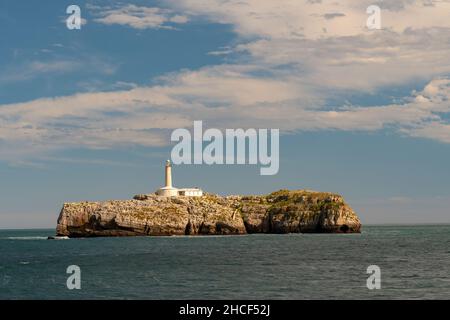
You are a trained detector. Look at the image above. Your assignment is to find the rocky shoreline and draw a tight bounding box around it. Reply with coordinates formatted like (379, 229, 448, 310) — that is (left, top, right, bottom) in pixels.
(56, 190, 362, 237)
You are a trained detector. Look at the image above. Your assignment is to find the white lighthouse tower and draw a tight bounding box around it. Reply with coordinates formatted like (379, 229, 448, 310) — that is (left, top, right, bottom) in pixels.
(155, 160, 203, 197)
(155, 160, 179, 197)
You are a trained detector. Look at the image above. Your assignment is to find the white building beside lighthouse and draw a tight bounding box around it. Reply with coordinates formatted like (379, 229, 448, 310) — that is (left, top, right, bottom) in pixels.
(155, 160, 203, 197)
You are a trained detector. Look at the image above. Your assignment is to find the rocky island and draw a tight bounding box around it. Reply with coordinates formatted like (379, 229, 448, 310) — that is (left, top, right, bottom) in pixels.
(56, 189, 362, 237)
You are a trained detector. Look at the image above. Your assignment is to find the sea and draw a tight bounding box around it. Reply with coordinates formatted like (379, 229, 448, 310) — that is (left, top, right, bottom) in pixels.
(0, 225, 449, 299)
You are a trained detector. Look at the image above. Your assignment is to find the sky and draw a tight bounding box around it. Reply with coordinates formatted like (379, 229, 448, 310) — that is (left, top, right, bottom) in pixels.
(1, 0, 450, 228)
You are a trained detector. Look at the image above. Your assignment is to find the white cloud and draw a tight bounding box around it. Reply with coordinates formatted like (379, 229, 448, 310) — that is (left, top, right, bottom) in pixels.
(207, 46, 233, 56)
(93, 4, 189, 29)
(162, 0, 450, 92)
(0, 62, 449, 160)
(405, 122, 450, 143)
(236, 28, 450, 91)
(0, 60, 79, 83)
(168, 0, 450, 39)
(0, 57, 117, 84)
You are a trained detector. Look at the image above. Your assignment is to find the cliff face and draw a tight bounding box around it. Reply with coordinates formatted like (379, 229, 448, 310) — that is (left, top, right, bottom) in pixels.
(56, 190, 361, 237)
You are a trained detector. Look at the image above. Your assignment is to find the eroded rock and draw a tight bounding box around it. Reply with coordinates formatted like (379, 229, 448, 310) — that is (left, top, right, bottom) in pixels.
(56, 190, 361, 237)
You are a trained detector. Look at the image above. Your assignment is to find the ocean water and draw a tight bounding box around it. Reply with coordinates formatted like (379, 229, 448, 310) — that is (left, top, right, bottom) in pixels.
(0, 225, 449, 299)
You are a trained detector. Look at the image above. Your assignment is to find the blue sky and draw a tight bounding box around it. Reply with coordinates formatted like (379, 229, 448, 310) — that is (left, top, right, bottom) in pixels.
(1, 0, 450, 228)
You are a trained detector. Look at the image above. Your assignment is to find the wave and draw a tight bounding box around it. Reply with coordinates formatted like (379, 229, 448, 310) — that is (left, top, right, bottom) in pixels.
(2, 236, 48, 240)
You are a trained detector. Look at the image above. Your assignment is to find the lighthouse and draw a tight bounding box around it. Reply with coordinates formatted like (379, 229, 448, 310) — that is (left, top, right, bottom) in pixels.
(165, 160, 173, 188)
(155, 160, 179, 197)
(155, 160, 203, 197)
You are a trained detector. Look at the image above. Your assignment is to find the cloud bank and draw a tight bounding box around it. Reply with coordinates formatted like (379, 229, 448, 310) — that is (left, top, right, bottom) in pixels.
(1, 0, 450, 160)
